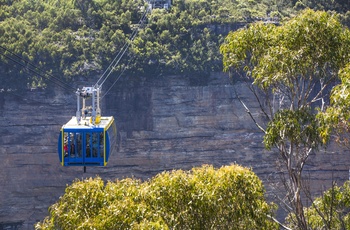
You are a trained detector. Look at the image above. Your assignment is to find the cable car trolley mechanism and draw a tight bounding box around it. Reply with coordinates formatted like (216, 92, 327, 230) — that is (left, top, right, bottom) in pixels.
(57, 86, 117, 168)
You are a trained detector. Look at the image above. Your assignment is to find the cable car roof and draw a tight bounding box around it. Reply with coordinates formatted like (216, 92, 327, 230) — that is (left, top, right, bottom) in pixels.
(62, 116, 114, 130)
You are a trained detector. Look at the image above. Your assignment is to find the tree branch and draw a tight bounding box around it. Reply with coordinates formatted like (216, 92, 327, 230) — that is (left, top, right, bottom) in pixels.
(233, 84, 266, 133)
(268, 215, 293, 230)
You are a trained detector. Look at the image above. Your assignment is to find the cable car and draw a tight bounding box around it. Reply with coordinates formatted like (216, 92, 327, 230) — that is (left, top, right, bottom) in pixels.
(55, 5, 151, 168)
(57, 86, 117, 167)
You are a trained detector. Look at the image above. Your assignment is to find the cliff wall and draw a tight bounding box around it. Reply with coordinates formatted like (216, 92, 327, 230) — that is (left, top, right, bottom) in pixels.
(0, 73, 349, 229)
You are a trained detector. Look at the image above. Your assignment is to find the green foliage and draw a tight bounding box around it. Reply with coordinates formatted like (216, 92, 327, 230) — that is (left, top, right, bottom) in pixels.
(1, 0, 350, 90)
(35, 165, 277, 229)
(221, 9, 350, 153)
(144, 164, 278, 229)
(264, 108, 321, 150)
(302, 0, 350, 13)
(221, 9, 350, 90)
(287, 181, 350, 229)
(36, 177, 165, 230)
(0, 0, 311, 91)
(318, 63, 350, 146)
(0, 0, 146, 90)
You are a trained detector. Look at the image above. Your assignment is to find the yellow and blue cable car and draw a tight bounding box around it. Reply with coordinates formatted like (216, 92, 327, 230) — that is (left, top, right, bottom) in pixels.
(57, 86, 117, 167)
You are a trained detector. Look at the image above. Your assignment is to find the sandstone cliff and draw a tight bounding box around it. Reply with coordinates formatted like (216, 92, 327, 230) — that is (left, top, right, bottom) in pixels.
(0, 73, 349, 229)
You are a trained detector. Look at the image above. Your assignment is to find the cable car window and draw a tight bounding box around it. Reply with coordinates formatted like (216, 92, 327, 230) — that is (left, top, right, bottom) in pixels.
(99, 133, 104, 157)
(76, 133, 82, 157)
(86, 133, 91, 157)
(63, 135, 68, 157)
(92, 132, 98, 157)
(69, 133, 73, 156)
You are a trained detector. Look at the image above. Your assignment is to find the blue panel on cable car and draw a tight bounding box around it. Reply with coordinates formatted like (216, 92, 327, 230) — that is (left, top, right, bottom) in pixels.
(57, 116, 117, 166)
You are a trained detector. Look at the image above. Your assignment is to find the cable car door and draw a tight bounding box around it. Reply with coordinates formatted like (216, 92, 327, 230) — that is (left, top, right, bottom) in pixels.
(68, 132, 83, 163)
(84, 131, 104, 165)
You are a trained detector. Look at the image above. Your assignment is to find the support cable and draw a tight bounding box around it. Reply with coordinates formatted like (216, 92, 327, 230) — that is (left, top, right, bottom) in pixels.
(101, 54, 135, 99)
(0, 51, 74, 92)
(0, 45, 76, 92)
(94, 6, 150, 89)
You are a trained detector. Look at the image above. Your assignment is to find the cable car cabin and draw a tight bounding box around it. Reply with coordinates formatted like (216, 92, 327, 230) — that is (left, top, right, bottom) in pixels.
(58, 116, 117, 166)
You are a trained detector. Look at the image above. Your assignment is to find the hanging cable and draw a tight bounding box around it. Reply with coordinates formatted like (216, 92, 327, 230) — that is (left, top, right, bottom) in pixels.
(0, 55, 69, 106)
(94, 6, 150, 89)
(95, 8, 148, 88)
(0, 45, 76, 92)
(100, 5, 156, 99)
(101, 53, 136, 99)
(0, 52, 74, 92)
(2, 89, 60, 107)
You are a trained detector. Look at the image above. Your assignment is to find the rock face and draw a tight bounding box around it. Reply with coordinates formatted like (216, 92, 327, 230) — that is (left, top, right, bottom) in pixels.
(0, 73, 349, 229)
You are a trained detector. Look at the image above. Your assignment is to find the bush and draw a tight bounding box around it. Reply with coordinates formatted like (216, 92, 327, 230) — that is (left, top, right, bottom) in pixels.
(35, 164, 277, 229)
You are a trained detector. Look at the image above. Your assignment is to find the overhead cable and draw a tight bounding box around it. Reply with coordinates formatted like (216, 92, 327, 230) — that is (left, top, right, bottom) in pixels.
(94, 6, 150, 89)
(0, 45, 76, 92)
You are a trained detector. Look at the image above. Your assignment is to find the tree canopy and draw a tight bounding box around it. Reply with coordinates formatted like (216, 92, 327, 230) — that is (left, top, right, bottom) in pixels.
(35, 164, 278, 229)
(220, 9, 350, 229)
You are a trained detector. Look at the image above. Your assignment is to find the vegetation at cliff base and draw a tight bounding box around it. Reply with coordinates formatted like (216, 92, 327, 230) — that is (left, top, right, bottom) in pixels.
(35, 164, 278, 229)
(1, 0, 350, 91)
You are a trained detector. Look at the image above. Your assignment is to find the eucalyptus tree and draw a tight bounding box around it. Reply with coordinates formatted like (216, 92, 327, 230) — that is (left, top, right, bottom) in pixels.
(220, 9, 350, 229)
(36, 165, 277, 229)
